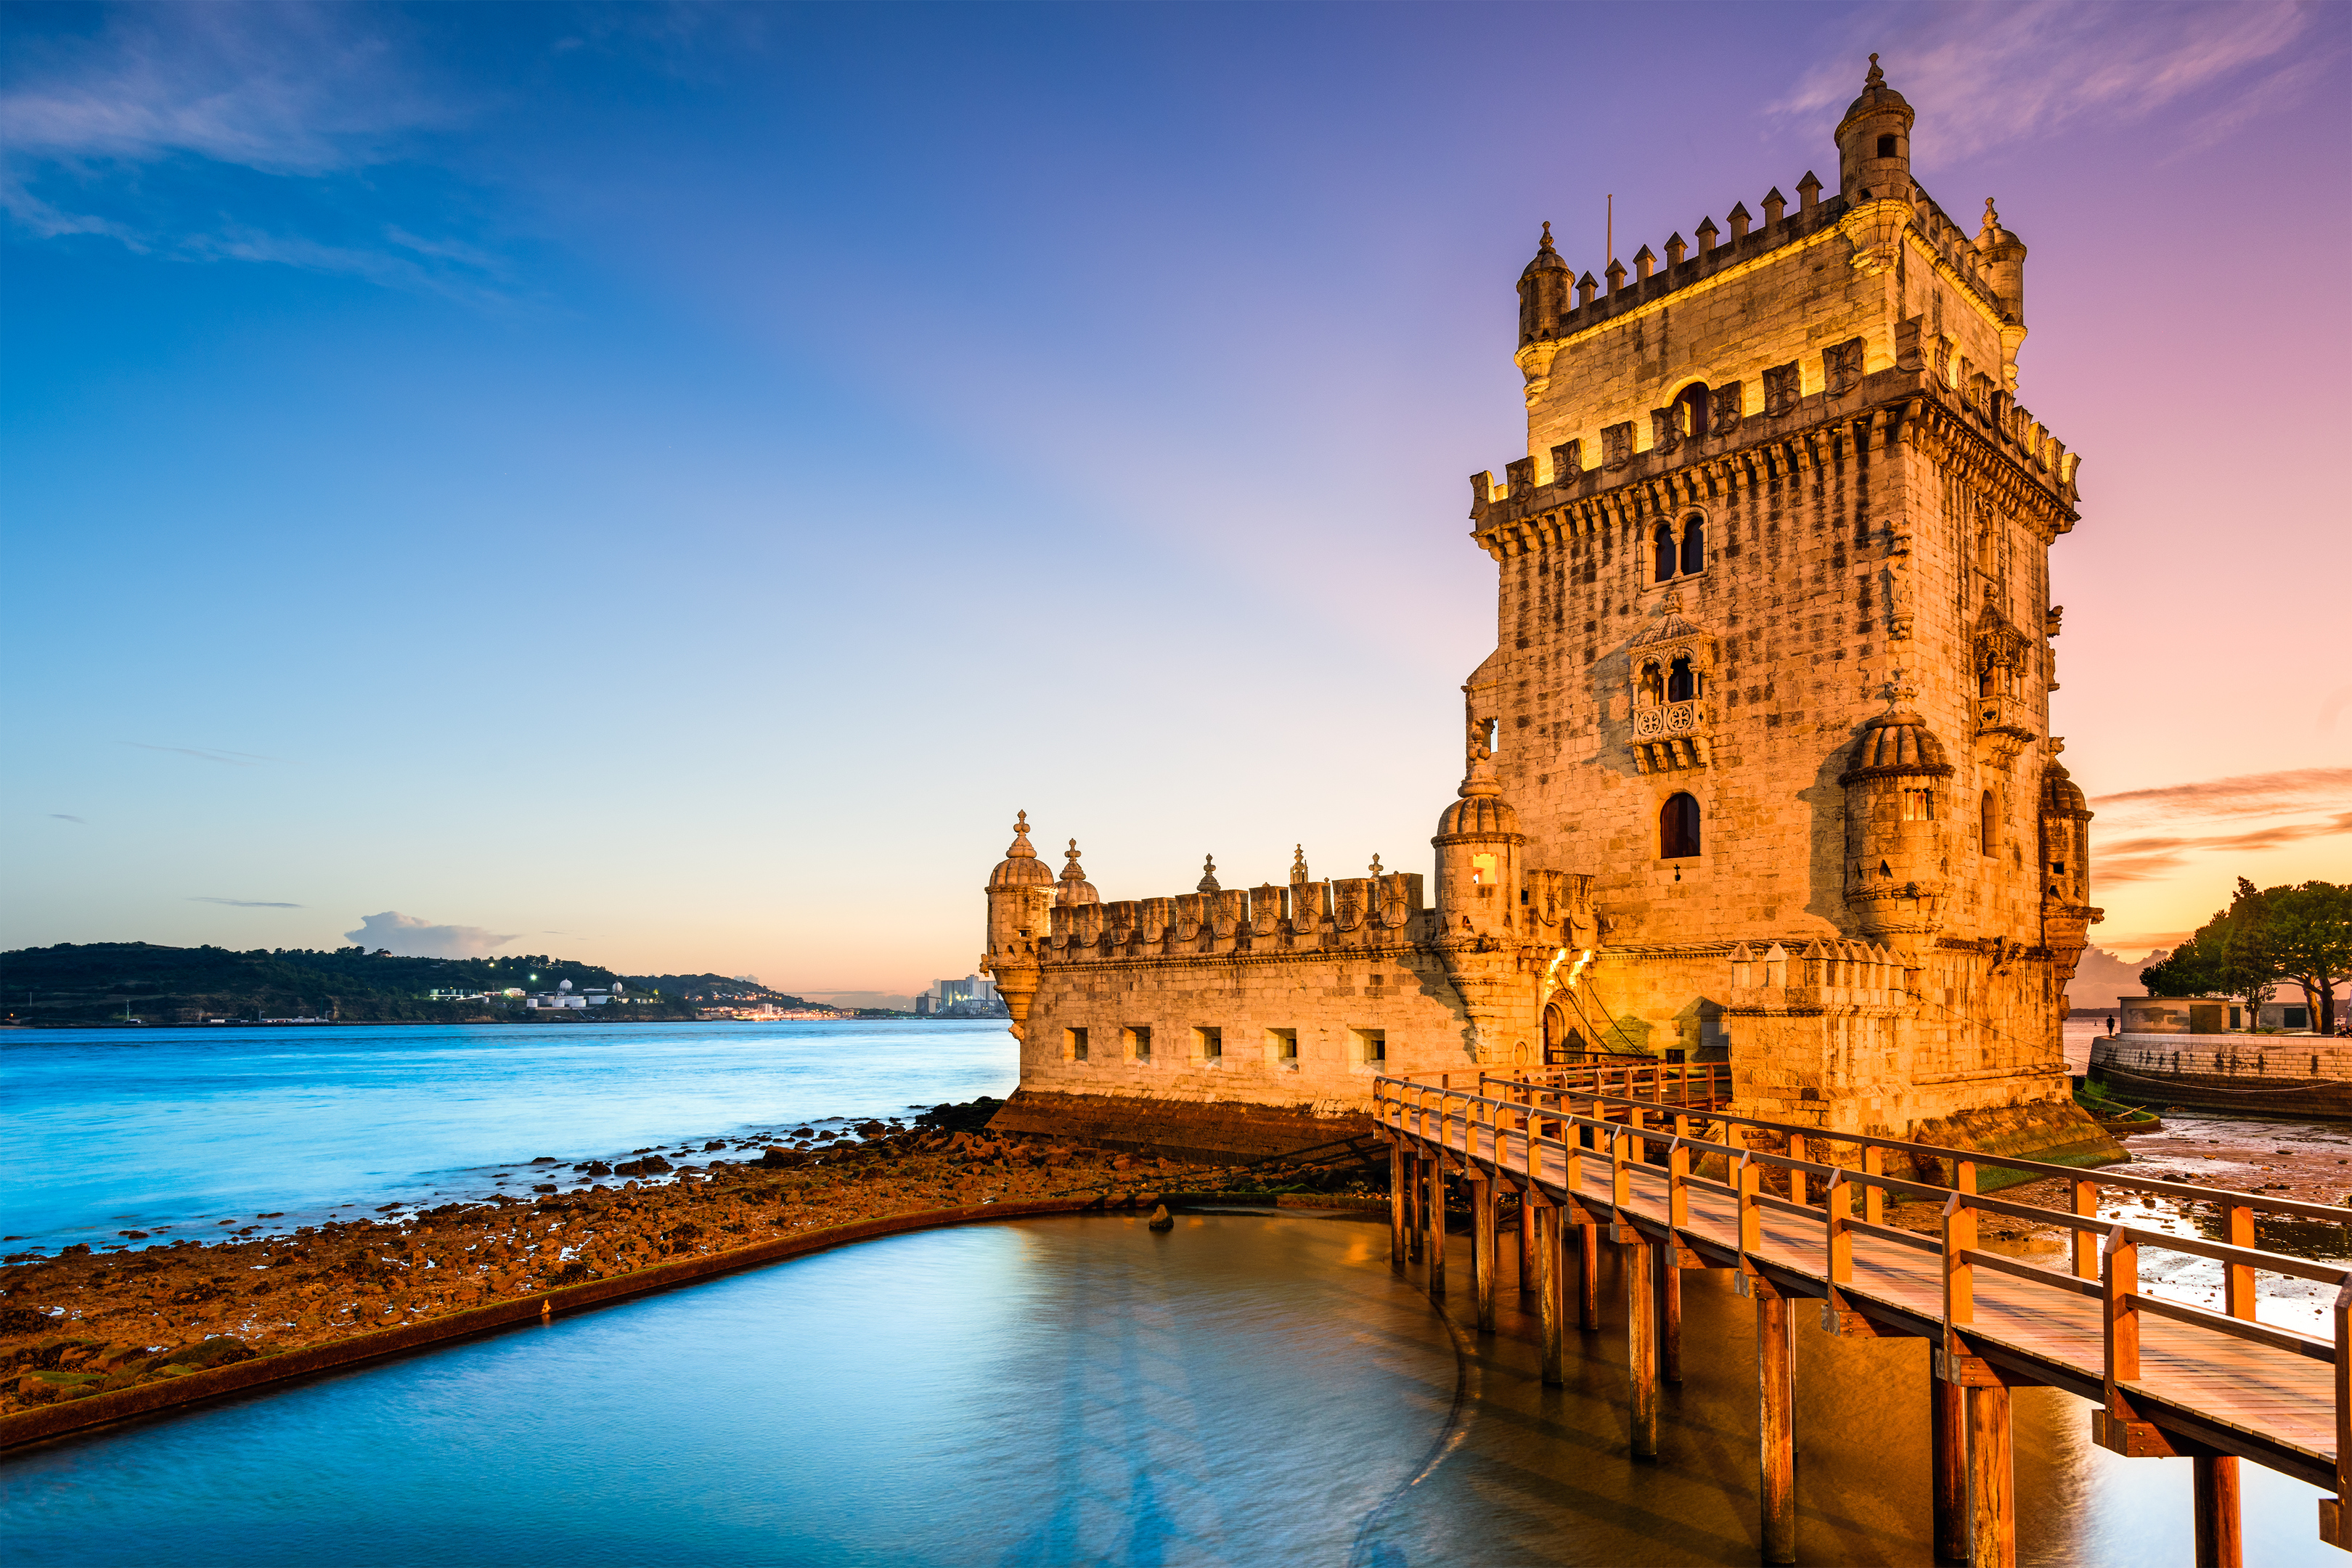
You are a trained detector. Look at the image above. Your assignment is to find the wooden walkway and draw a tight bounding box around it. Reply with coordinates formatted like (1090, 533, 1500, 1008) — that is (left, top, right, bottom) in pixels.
(1376, 1070, 2352, 1568)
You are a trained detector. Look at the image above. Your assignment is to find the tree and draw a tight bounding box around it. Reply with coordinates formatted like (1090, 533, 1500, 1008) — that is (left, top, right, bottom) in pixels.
(2141, 879, 2282, 1027)
(2259, 881, 2352, 1035)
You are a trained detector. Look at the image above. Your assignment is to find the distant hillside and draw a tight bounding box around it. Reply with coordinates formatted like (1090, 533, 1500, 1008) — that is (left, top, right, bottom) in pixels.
(2065, 945, 2173, 1016)
(0, 943, 812, 1026)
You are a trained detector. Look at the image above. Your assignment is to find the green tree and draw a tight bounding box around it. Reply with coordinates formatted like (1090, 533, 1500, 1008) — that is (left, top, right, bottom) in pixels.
(2142, 879, 2282, 1027)
(2258, 881, 2352, 1035)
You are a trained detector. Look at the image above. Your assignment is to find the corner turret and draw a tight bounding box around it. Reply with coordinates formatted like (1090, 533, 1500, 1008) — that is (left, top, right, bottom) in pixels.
(1517, 221, 1571, 346)
(1975, 197, 2029, 375)
(1433, 758, 1524, 940)
(1839, 687, 1954, 952)
(1834, 54, 1914, 205)
(983, 811, 1054, 1038)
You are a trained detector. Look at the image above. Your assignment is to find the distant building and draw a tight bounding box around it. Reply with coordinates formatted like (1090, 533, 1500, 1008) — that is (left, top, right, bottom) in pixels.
(525, 979, 626, 1010)
(426, 988, 489, 1003)
(930, 974, 1006, 1018)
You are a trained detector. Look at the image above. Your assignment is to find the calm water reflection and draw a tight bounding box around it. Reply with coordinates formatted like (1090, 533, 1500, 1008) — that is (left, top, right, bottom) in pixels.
(2, 1211, 2332, 1566)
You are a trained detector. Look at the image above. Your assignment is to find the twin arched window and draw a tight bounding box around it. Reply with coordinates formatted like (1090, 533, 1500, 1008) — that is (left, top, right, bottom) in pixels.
(1651, 515, 1708, 582)
(1659, 792, 1702, 859)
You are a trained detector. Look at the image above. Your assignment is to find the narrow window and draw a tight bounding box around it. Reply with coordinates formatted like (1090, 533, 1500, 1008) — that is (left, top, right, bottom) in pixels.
(1352, 1027, 1387, 1066)
(1652, 523, 1675, 581)
(1065, 1026, 1088, 1062)
(1876, 134, 1898, 158)
(1659, 792, 1702, 858)
(1267, 1027, 1298, 1063)
(1680, 516, 1705, 574)
(1124, 1024, 1151, 1060)
(1673, 382, 1710, 439)
(1193, 1025, 1222, 1060)
(1900, 788, 1935, 821)
(1666, 655, 1695, 703)
(1980, 790, 1997, 856)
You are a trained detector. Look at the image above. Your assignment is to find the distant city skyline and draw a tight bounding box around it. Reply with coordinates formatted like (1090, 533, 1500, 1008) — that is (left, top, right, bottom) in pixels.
(4, 2, 2346, 987)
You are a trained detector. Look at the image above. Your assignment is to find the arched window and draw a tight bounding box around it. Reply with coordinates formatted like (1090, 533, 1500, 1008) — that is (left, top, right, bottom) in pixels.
(1673, 382, 1710, 440)
(1638, 659, 1665, 706)
(1666, 655, 1695, 702)
(1659, 792, 1702, 859)
(1680, 516, 1705, 574)
(1652, 523, 1675, 581)
(1980, 789, 1998, 856)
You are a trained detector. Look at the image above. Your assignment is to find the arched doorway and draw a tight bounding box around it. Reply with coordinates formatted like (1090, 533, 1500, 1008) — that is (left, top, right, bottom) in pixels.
(1542, 997, 1584, 1065)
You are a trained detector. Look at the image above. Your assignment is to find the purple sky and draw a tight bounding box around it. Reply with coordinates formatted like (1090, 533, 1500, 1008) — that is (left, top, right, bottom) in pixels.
(4, 2, 2346, 995)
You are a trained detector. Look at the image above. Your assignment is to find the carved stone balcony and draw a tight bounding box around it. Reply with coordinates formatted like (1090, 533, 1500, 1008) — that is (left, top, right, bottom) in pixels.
(1973, 692, 2038, 765)
(1628, 700, 1711, 772)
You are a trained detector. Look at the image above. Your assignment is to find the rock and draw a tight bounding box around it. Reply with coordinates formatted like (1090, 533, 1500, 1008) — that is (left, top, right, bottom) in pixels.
(1147, 1204, 1175, 1232)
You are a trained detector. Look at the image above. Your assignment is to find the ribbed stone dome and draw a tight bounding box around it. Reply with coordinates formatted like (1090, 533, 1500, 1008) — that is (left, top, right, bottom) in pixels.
(1841, 709, 1953, 782)
(1054, 841, 1099, 907)
(2040, 760, 2090, 818)
(1839, 54, 1913, 129)
(987, 812, 1055, 889)
(1434, 761, 1523, 839)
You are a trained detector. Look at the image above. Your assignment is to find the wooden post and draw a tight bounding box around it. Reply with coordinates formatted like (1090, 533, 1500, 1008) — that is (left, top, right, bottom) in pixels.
(1428, 1159, 1447, 1297)
(1537, 1201, 1564, 1385)
(2071, 1179, 2099, 1281)
(1967, 1385, 2014, 1568)
(1932, 1369, 1968, 1561)
(1757, 1279, 1796, 1564)
(2192, 1453, 2241, 1568)
(1627, 1235, 1658, 1458)
(1407, 1154, 1424, 1264)
(1389, 1144, 1407, 1272)
(2223, 1204, 2255, 1320)
(1471, 1177, 1496, 1333)
(1579, 1209, 1601, 1330)
(1519, 1191, 1537, 1294)
(1661, 1249, 1683, 1384)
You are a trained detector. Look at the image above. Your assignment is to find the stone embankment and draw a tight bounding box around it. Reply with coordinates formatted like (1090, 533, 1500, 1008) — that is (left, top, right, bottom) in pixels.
(0, 1106, 1376, 1424)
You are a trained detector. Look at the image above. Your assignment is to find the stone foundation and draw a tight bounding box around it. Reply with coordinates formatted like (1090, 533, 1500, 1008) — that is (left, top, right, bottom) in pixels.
(987, 1088, 1377, 1166)
(1903, 1101, 2125, 1186)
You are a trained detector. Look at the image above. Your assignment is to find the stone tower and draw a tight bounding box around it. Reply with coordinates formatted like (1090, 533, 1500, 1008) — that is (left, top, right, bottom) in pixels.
(1464, 57, 2099, 1131)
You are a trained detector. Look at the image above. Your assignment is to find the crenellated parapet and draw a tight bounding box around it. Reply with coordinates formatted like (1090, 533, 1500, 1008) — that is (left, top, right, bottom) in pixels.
(1723, 939, 1916, 1017)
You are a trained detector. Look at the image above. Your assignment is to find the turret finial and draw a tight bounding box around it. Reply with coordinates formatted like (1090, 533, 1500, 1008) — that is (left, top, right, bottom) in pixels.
(1369, 854, 1384, 878)
(1866, 52, 1883, 86)
(1882, 668, 1919, 709)
(1004, 810, 1037, 857)
(1291, 844, 1310, 885)
(1198, 854, 1220, 894)
(1540, 220, 1553, 248)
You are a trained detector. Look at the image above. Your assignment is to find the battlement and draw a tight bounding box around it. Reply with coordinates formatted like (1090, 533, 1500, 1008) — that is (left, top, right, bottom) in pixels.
(1469, 350, 2078, 541)
(1521, 178, 2009, 356)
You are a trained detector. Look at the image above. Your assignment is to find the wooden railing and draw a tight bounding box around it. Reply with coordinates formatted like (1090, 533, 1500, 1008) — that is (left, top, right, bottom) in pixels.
(1372, 1069, 2352, 1568)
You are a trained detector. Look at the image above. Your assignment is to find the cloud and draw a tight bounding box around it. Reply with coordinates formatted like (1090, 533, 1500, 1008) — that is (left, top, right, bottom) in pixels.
(345, 911, 518, 960)
(49, 813, 86, 824)
(1, 6, 499, 298)
(192, 897, 302, 908)
(2091, 812, 2352, 883)
(126, 741, 279, 765)
(2091, 768, 2352, 820)
(1771, 3, 2326, 164)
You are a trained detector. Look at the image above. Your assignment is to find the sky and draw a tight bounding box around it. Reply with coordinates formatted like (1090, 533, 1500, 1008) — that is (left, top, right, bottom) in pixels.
(4, 1, 2347, 1000)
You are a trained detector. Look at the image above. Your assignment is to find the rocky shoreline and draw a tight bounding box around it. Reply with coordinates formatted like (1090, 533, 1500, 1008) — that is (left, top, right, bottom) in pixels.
(1, 1101, 1378, 1418)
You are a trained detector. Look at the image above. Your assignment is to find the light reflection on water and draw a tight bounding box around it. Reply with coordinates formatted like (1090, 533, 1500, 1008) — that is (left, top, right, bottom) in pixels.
(3, 1210, 2337, 1566)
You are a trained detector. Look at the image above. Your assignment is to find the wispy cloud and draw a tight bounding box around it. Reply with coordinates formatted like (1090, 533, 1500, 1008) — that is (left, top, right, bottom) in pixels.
(1773, 3, 2328, 164)
(126, 741, 279, 765)
(2093, 812, 2352, 883)
(1, 5, 502, 298)
(49, 813, 86, 824)
(2093, 767, 2352, 820)
(192, 896, 302, 908)
(346, 910, 517, 959)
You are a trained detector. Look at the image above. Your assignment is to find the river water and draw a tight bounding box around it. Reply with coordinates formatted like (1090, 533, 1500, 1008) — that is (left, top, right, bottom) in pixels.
(2, 1016, 2341, 1563)
(0, 1019, 1016, 1252)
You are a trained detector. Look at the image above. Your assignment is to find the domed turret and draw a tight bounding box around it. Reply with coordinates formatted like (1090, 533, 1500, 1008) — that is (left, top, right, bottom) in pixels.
(1055, 840, 1099, 907)
(987, 809, 1053, 891)
(1834, 54, 1915, 205)
(981, 811, 1053, 1039)
(2038, 754, 2092, 906)
(1839, 692, 1953, 947)
(1518, 221, 1572, 345)
(1432, 758, 1524, 940)
(1974, 196, 2027, 329)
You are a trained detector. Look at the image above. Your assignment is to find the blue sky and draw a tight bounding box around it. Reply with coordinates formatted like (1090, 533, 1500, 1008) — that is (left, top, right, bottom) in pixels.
(4, 1, 2347, 996)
